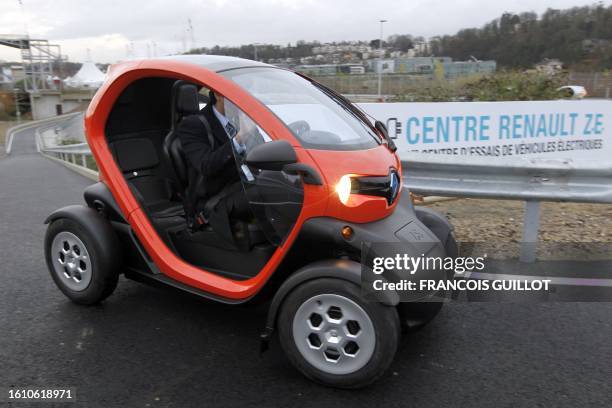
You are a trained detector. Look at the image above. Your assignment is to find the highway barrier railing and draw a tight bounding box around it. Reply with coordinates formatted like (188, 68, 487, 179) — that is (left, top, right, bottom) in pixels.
(5, 112, 82, 155)
(34, 119, 99, 180)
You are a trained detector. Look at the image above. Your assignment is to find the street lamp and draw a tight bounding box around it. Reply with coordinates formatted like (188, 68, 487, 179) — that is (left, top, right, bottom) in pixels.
(253, 43, 262, 62)
(377, 19, 387, 100)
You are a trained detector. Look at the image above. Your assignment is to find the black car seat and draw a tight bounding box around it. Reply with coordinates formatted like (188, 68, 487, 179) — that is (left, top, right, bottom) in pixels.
(163, 81, 200, 194)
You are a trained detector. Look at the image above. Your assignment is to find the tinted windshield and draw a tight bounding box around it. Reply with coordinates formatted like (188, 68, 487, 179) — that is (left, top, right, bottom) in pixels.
(220, 67, 380, 150)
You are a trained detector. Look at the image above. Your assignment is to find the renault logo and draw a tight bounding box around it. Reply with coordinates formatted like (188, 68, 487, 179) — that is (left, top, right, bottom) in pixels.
(388, 169, 400, 204)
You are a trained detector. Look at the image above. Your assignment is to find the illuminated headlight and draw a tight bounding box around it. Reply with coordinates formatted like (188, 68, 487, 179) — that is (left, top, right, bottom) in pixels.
(335, 169, 400, 206)
(335, 175, 352, 204)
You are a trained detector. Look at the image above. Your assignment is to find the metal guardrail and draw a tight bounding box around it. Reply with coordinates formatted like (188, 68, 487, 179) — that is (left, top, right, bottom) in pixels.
(401, 154, 612, 204)
(7, 114, 100, 180)
(5, 112, 82, 155)
(40, 142, 95, 170)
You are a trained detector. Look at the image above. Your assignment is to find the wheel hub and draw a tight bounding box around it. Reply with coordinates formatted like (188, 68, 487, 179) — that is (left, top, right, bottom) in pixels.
(292, 293, 376, 375)
(51, 231, 92, 291)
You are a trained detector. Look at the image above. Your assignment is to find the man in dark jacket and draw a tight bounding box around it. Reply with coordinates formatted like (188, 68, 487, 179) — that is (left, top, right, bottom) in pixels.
(176, 91, 251, 242)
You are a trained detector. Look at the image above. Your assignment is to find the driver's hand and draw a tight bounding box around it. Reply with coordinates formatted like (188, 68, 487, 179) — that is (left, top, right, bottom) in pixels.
(236, 114, 255, 144)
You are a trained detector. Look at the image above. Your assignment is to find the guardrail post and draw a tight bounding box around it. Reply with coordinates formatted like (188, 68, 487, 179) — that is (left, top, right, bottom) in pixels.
(520, 200, 541, 263)
(81, 154, 87, 168)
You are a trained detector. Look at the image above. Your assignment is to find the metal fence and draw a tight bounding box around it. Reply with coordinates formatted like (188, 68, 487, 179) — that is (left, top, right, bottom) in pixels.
(568, 72, 612, 99)
(312, 73, 432, 96)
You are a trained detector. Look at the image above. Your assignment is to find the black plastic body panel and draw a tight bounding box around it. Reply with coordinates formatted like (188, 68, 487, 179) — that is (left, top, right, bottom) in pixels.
(83, 182, 127, 222)
(44, 205, 123, 269)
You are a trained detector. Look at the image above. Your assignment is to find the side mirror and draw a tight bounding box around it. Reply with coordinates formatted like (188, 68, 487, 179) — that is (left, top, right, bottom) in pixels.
(246, 140, 297, 171)
(375, 120, 397, 152)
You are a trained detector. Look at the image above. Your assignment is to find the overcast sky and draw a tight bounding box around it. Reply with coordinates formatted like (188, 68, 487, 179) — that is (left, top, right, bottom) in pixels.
(1, 0, 610, 63)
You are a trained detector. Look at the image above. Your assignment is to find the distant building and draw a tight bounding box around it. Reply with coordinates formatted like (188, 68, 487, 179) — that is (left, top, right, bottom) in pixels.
(392, 57, 495, 78)
(412, 40, 430, 56)
(535, 59, 563, 75)
(0, 67, 12, 89)
(442, 60, 497, 79)
(347, 65, 365, 75)
(371, 59, 395, 74)
(295, 63, 365, 76)
(394, 57, 451, 75)
(312, 43, 372, 54)
(295, 64, 338, 76)
(0, 65, 25, 90)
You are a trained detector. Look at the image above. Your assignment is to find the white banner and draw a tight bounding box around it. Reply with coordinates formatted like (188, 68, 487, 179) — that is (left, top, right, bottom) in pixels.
(359, 100, 611, 166)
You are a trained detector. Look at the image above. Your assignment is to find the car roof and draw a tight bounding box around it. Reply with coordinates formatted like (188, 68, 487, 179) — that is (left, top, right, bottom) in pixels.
(157, 54, 275, 72)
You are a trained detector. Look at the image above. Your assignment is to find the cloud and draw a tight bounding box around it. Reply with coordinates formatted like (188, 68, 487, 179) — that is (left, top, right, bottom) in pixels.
(58, 34, 131, 62)
(0, 0, 610, 63)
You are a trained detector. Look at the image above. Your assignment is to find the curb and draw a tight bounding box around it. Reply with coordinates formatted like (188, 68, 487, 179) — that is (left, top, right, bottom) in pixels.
(39, 151, 99, 181)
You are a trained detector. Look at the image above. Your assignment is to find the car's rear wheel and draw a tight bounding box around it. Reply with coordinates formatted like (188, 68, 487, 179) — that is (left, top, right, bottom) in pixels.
(278, 278, 400, 388)
(45, 218, 119, 305)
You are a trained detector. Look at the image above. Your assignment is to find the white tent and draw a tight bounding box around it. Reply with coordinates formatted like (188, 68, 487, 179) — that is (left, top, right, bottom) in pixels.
(64, 61, 106, 88)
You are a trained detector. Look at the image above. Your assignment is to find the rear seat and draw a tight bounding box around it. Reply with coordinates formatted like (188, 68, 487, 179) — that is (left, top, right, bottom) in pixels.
(110, 135, 184, 219)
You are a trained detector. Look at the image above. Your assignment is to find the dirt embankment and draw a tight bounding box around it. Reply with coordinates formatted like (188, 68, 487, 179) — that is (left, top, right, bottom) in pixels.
(426, 198, 612, 258)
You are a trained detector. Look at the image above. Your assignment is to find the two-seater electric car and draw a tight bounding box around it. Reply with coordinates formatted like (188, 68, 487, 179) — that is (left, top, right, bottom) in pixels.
(44, 55, 456, 388)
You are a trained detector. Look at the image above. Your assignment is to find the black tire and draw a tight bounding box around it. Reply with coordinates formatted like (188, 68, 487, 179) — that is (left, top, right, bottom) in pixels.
(45, 218, 119, 305)
(397, 301, 443, 332)
(277, 278, 400, 389)
(398, 233, 457, 332)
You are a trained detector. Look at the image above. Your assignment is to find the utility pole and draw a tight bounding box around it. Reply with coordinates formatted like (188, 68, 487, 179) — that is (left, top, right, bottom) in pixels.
(187, 19, 196, 51)
(377, 19, 387, 100)
(13, 88, 21, 124)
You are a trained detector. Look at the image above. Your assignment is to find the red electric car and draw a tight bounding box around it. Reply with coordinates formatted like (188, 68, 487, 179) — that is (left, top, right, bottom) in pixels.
(44, 55, 456, 388)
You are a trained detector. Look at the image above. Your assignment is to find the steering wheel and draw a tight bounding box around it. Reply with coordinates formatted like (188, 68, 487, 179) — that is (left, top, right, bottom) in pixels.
(288, 120, 311, 137)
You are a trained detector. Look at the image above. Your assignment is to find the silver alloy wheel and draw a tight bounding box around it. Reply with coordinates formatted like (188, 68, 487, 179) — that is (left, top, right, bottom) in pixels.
(292, 293, 376, 375)
(51, 231, 92, 291)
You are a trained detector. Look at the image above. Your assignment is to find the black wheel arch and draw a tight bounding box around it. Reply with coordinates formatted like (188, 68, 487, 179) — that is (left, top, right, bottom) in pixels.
(414, 206, 454, 243)
(260, 259, 399, 351)
(45, 204, 123, 266)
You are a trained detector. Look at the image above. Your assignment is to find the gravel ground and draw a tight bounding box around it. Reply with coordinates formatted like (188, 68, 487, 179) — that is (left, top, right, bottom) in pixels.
(426, 198, 612, 259)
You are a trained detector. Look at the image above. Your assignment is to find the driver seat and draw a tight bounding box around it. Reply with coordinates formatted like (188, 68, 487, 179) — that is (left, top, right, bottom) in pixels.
(163, 80, 201, 196)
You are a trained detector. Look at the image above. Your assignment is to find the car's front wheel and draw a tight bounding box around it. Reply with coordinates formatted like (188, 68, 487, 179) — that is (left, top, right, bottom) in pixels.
(277, 278, 400, 388)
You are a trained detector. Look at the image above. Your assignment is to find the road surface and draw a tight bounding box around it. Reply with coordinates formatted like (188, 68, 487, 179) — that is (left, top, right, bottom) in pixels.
(0, 124, 610, 407)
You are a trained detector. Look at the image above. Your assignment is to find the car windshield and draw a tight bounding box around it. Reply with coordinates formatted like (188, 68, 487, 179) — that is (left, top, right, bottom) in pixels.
(220, 67, 380, 150)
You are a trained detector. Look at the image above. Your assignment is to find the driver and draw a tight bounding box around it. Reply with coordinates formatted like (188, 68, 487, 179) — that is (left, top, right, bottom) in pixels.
(176, 90, 252, 243)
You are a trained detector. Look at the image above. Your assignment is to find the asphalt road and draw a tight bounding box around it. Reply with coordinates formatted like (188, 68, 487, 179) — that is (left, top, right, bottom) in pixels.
(1, 125, 611, 408)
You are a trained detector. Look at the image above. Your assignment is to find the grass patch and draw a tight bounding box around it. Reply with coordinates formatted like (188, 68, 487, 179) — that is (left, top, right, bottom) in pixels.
(85, 155, 98, 171)
(58, 137, 82, 146)
(0, 121, 17, 146)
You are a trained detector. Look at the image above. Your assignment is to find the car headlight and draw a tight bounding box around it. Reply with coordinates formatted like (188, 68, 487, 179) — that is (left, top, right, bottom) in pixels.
(335, 175, 352, 205)
(335, 170, 400, 206)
